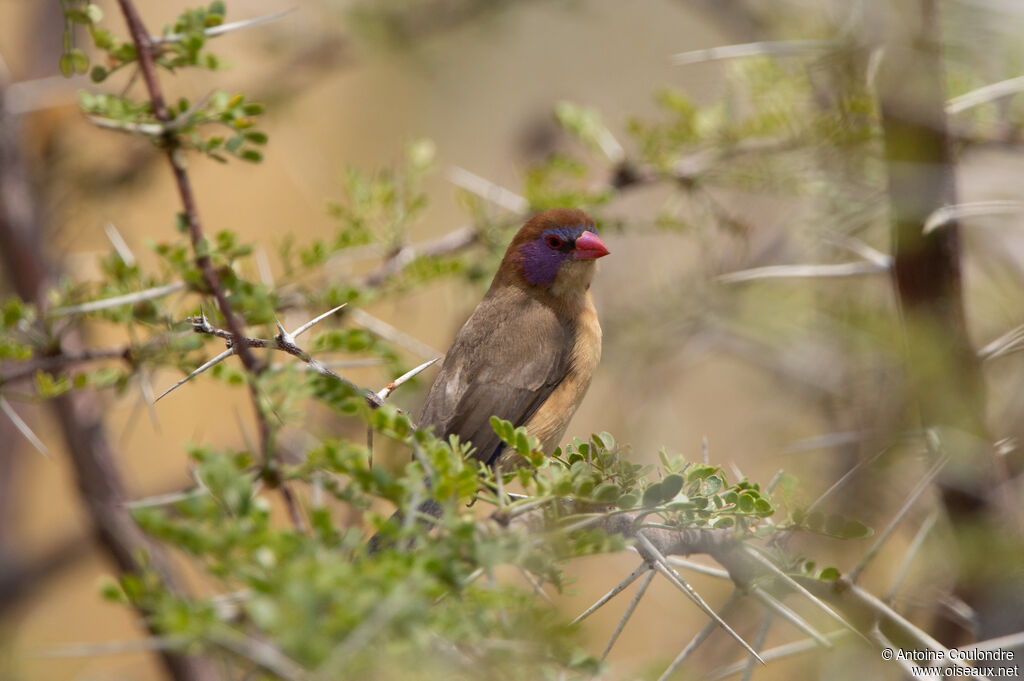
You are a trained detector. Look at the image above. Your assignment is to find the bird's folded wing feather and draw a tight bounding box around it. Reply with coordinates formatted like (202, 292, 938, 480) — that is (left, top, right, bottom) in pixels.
(418, 287, 573, 465)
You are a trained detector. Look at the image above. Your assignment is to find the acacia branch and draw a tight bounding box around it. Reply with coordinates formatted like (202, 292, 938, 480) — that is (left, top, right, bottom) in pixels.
(0, 59, 218, 681)
(115, 0, 259, 375)
(508, 502, 982, 676)
(1, 346, 134, 386)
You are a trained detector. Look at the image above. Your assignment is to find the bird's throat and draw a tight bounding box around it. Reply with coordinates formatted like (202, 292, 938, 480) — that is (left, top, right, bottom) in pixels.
(549, 260, 596, 300)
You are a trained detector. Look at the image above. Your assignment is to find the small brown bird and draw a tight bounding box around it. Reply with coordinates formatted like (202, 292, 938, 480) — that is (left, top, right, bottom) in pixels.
(420, 208, 609, 469)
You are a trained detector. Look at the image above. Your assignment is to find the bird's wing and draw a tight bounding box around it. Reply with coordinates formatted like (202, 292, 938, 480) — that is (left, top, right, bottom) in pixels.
(418, 287, 573, 465)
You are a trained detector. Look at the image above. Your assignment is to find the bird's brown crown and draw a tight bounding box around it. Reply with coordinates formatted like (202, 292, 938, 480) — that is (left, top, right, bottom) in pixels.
(505, 208, 596, 253)
(498, 208, 599, 288)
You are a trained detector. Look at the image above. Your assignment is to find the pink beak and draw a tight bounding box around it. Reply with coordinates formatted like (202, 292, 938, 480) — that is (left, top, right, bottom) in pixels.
(573, 231, 610, 260)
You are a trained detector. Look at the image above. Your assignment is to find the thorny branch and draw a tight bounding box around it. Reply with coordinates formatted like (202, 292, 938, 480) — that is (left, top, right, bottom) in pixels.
(160, 307, 391, 409)
(0, 41, 219, 681)
(113, 0, 306, 533)
(507, 502, 1008, 680)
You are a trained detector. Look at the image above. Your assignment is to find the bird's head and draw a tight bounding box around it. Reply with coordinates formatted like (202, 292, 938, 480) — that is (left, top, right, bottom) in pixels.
(501, 208, 610, 297)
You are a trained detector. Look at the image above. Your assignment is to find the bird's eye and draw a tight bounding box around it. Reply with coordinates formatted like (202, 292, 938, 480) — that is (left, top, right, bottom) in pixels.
(545, 235, 563, 249)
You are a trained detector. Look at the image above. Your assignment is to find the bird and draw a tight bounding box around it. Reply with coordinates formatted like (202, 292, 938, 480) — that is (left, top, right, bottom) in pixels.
(419, 207, 609, 470)
(366, 209, 608, 552)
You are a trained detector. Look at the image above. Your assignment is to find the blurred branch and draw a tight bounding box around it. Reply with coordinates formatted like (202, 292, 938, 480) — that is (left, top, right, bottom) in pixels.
(718, 261, 889, 283)
(876, 0, 1010, 647)
(51, 282, 187, 316)
(922, 200, 1024, 234)
(150, 9, 295, 45)
(947, 75, 1024, 114)
(360, 225, 479, 288)
(0, 54, 219, 681)
(0, 535, 92, 614)
(671, 39, 836, 66)
(0, 395, 50, 457)
(510, 503, 979, 677)
(1, 345, 135, 386)
(347, 307, 443, 360)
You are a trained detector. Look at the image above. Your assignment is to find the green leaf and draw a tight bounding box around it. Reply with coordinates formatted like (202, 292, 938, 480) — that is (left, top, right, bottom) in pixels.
(591, 483, 620, 503)
(592, 432, 615, 450)
(240, 149, 263, 163)
(641, 483, 664, 508)
(99, 578, 124, 603)
(59, 54, 74, 77)
(660, 474, 683, 499)
(753, 498, 773, 516)
(35, 371, 71, 398)
(818, 566, 840, 581)
(70, 48, 89, 74)
(515, 430, 531, 457)
(616, 492, 638, 509)
(839, 518, 873, 539)
(90, 27, 115, 50)
(90, 65, 108, 83)
(85, 4, 104, 23)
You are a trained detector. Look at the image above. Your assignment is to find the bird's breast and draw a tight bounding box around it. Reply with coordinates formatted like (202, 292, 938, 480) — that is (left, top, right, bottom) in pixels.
(494, 294, 602, 469)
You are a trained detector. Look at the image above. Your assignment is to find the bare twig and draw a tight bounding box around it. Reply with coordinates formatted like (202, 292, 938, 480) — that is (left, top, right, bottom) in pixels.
(1, 345, 135, 386)
(922, 200, 1024, 234)
(291, 303, 347, 338)
(155, 346, 234, 402)
(740, 615, 774, 681)
(718, 261, 889, 283)
(360, 225, 479, 288)
(0, 395, 48, 456)
(635, 532, 765, 664)
(376, 357, 440, 401)
(745, 548, 864, 640)
(86, 115, 166, 136)
(666, 556, 730, 580)
(518, 568, 554, 607)
(104, 222, 136, 266)
(125, 487, 210, 509)
(978, 322, 1024, 361)
(970, 630, 1024, 653)
(601, 567, 655, 660)
(671, 39, 836, 66)
(705, 631, 850, 681)
(571, 561, 651, 625)
(947, 75, 1024, 114)
(848, 452, 949, 583)
(150, 9, 295, 45)
(210, 629, 307, 681)
(885, 509, 939, 602)
(447, 166, 530, 214)
(657, 594, 741, 681)
(51, 282, 186, 316)
(751, 588, 833, 649)
(348, 307, 442, 360)
(157, 308, 386, 408)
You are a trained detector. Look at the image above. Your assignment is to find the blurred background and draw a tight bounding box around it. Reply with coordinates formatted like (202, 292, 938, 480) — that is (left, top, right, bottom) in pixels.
(1, 1, 1023, 679)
